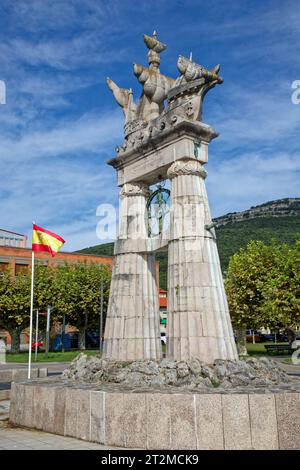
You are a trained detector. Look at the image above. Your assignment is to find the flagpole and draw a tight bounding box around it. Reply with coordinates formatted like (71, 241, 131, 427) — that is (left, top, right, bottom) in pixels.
(28, 232, 35, 379)
(28, 221, 65, 378)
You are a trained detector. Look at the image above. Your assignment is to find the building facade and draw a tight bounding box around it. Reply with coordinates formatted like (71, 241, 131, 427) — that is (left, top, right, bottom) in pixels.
(0, 245, 113, 277)
(0, 229, 27, 248)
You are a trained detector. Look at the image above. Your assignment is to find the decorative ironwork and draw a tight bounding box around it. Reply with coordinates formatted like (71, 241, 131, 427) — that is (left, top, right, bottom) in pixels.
(194, 140, 201, 159)
(146, 185, 170, 236)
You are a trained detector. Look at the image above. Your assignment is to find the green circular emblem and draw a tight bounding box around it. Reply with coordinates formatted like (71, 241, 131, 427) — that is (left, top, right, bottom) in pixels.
(146, 186, 170, 236)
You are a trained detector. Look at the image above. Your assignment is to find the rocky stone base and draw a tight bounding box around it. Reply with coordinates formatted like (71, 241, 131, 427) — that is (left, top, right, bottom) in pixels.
(9, 378, 300, 449)
(63, 354, 290, 391)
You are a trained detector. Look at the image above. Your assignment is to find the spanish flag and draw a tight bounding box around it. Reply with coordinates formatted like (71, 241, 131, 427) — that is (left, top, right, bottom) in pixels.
(32, 224, 65, 257)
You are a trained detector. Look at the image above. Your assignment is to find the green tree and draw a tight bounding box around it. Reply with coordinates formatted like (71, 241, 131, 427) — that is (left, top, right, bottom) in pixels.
(0, 268, 31, 353)
(34, 263, 57, 313)
(0, 262, 111, 353)
(51, 263, 111, 350)
(225, 240, 300, 335)
(260, 240, 300, 329)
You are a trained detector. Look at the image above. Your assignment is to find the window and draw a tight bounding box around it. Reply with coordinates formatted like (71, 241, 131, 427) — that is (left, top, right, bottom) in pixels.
(0, 262, 8, 272)
(15, 264, 29, 275)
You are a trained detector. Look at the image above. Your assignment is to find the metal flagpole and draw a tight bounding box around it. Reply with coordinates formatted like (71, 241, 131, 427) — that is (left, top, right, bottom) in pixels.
(34, 309, 39, 361)
(28, 250, 35, 379)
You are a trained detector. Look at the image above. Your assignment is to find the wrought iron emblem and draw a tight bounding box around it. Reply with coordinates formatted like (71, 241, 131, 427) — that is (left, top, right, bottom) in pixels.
(146, 184, 170, 236)
(194, 140, 201, 159)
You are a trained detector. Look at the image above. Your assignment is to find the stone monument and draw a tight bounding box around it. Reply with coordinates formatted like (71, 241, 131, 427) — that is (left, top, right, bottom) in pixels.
(9, 34, 300, 450)
(104, 32, 238, 363)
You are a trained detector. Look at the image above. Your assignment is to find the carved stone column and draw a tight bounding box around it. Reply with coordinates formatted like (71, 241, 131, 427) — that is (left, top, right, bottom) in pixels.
(167, 158, 238, 363)
(102, 182, 161, 361)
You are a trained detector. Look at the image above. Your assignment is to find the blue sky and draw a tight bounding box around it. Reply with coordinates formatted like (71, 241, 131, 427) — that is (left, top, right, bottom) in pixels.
(0, 0, 299, 251)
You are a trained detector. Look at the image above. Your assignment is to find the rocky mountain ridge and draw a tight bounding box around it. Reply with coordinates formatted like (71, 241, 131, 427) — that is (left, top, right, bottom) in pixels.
(214, 198, 300, 226)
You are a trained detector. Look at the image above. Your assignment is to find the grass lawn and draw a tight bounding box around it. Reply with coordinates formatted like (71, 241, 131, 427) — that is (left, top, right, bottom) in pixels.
(5, 349, 100, 363)
(5, 343, 294, 363)
(246, 342, 290, 357)
(7, 343, 165, 362)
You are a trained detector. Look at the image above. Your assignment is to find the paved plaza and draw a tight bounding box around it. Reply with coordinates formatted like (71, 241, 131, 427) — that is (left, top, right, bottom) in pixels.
(0, 362, 69, 374)
(0, 425, 118, 450)
(0, 401, 120, 450)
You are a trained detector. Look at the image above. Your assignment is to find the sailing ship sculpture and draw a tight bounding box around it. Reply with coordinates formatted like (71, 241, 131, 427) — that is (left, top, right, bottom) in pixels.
(103, 32, 238, 363)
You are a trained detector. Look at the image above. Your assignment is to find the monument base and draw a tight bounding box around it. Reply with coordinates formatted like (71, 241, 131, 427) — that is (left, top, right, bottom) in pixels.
(9, 377, 300, 450)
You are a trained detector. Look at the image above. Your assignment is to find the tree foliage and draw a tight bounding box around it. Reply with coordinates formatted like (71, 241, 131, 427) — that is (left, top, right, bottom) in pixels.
(51, 263, 111, 349)
(225, 240, 300, 330)
(0, 262, 111, 352)
(0, 267, 31, 353)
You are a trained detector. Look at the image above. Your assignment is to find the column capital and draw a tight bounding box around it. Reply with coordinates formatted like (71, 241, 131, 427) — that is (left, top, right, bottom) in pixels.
(167, 158, 207, 180)
(120, 182, 150, 198)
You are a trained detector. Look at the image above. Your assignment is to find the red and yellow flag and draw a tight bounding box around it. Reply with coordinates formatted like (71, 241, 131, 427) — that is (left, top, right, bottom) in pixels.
(32, 224, 65, 257)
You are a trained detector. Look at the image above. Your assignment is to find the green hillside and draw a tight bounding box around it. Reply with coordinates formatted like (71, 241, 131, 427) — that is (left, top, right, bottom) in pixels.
(216, 216, 300, 272)
(78, 213, 300, 290)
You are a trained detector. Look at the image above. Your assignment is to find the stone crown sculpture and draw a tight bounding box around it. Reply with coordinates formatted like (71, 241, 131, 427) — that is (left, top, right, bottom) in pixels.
(107, 31, 223, 153)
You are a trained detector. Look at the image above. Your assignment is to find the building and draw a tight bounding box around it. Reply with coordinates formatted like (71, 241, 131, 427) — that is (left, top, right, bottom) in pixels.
(0, 229, 27, 248)
(0, 245, 113, 277)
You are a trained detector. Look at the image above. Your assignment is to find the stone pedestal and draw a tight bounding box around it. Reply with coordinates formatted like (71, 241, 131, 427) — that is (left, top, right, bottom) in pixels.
(103, 183, 161, 361)
(10, 379, 300, 450)
(167, 159, 238, 363)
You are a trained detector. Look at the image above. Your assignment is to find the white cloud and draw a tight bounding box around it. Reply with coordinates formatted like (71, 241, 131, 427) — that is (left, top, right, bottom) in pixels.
(0, 109, 123, 162)
(1, 0, 117, 34)
(207, 152, 300, 216)
(0, 109, 122, 247)
(208, 83, 300, 149)
(0, 35, 131, 72)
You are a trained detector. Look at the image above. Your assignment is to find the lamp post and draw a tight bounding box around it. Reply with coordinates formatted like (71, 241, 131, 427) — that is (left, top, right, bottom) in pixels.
(45, 305, 51, 359)
(99, 278, 104, 354)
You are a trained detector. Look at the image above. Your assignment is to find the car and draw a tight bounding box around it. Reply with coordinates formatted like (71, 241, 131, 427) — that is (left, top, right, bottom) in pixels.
(262, 333, 289, 342)
(68, 330, 100, 349)
(262, 333, 276, 342)
(32, 339, 43, 351)
(245, 330, 263, 343)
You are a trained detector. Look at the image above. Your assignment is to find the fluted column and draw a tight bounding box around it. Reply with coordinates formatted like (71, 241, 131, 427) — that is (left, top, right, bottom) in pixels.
(103, 182, 161, 361)
(167, 158, 238, 363)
